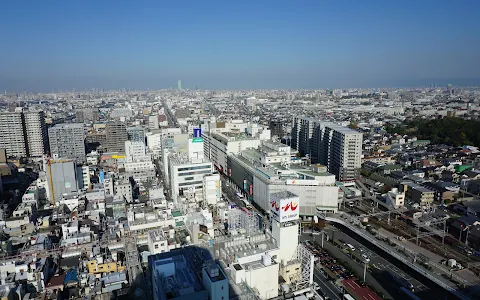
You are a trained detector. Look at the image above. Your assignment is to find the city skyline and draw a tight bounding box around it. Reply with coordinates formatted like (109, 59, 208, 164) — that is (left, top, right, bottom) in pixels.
(1, 0, 480, 91)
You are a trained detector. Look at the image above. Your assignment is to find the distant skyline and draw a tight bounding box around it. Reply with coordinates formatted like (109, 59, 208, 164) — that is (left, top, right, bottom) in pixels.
(1, 0, 480, 92)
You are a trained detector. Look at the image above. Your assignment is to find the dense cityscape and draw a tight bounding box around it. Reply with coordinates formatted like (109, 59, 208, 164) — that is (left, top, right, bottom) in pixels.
(0, 86, 478, 300)
(1, 0, 480, 299)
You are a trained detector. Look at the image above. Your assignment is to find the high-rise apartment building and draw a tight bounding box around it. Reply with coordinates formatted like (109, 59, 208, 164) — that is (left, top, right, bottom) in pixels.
(0, 112, 28, 157)
(291, 117, 362, 182)
(269, 119, 284, 138)
(317, 123, 363, 182)
(105, 123, 128, 153)
(48, 123, 86, 162)
(24, 111, 49, 157)
(291, 116, 319, 160)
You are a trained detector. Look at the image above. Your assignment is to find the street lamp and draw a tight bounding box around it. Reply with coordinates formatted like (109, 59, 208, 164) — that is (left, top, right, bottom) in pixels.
(363, 261, 368, 283)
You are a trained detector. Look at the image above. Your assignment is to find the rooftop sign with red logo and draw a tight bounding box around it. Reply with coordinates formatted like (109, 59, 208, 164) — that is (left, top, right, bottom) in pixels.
(269, 191, 300, 223)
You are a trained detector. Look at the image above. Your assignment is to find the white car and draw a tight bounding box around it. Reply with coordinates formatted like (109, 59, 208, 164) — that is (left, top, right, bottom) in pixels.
(361, 254, 370, 263)
(346, 243, 355, 251)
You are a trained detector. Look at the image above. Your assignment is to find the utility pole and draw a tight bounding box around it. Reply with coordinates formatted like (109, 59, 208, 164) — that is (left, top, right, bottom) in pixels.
(465, 226, 471, 247)
(363, 262, 367, 283)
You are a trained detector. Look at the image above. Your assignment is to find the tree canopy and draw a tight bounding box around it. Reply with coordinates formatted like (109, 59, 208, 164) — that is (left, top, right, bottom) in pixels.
(385, 117, 480, 147)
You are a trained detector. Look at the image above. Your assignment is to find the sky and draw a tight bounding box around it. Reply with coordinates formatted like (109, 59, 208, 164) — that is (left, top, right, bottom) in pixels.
(1, 0, 480, 91)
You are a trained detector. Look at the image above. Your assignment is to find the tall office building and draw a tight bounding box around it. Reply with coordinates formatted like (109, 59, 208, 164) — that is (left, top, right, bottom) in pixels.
(0, 112, 27, 157)
(177, 79, 182, 90)
(317, 123, 363, 182)
(24, 111, 49, 157)
(48, 123, 86, 162)
(105, 123, 128, 153)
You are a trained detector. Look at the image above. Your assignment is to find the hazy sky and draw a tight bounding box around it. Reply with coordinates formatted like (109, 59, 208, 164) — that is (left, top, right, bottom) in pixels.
(1, 0, 480, 91)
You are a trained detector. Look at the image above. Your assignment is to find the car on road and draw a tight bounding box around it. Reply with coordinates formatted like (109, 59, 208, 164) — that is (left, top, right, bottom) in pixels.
(361, 254, 370, 263)
(346, 243, 355, 251)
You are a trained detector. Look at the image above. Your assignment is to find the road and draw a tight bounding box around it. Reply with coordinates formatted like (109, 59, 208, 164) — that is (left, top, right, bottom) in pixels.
(313, 267, 342, 300)
(323, 224, 461, 299)
(299, 233, 393, 299)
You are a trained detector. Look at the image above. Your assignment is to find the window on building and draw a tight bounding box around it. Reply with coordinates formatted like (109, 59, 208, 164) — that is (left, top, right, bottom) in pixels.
(155, 244, 159, 249)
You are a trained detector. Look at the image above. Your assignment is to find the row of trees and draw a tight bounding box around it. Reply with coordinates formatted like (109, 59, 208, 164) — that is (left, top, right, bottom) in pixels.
(385, 117, 480, 147)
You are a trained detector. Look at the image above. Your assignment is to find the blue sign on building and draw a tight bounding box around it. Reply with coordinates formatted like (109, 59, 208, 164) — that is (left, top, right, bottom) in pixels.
(99, 171, 105, 184)
(193, 128, 202, 138)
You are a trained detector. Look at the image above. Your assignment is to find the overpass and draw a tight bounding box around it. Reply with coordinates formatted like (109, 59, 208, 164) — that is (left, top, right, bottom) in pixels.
(319, 212, 471, 300)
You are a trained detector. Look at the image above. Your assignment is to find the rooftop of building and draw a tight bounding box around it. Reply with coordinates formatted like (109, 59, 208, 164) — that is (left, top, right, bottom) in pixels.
(50, 123, 84, 129)
(148, 247, 214, 296)
(203, 260, 227, 282)
(149, 229, 167, 242)
(214, 131, 257, 142)
(169, 153, 211, 166)
(271, 190, 298, 201)
(404, 182, 433, 193)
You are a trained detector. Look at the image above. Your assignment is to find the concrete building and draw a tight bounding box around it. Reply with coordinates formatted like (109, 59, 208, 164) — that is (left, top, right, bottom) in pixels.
(148, 250, 227, 300)
(291, 117, 318, 159)
(104, 174, 114, 196)
(270, 191, 300, 263)
(168, 156, 214, 205)
(43, 157, 79, 205)
(204, 131, 261, 173)
(317, 123, 363, 182)
(110, 108, 133, 119)
(114, 179, 133, 203)
(0, 112, 27, 157)
(76, 165, 90, 190)
(291, 118, 362, 181)
(147, 229, 169, 254)
(403, 182, 435, 207)
(123, 160, 156, 183)
(203, 173, 221, 206)
(202, 261, 229, 300)
(269, 119, 284, 138)
(76, 108, 99, 123)
(48, 123, 86, 163)
(105, 123, 128, 153)
(384, 188, 405, 209)
(24, 111, 49, 157)
(148, 115, 160, 130)
(125, 141, 147, 162)
(146, 128, 186, 156)
(228, 141, 340, 215)
(126, 126, 146, 143)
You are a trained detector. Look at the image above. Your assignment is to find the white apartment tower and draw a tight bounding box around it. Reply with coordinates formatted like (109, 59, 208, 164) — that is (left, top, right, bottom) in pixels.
(0, 112, 27, 157)
(291, 117, 319, 160)
(24, 111, 49, 157)
(318, 123, 362, 182)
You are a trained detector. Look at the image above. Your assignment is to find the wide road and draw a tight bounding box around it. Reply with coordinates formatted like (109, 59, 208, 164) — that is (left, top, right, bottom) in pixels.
(324, 224, 460, 299)
(299, 233, 393, 299)
(313, 266, 342, 300)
